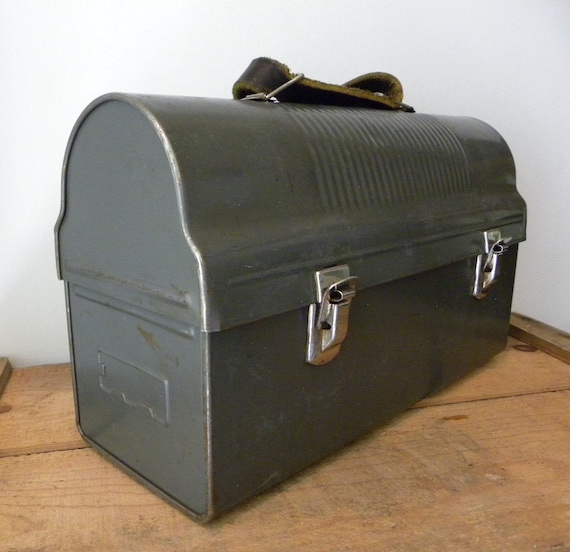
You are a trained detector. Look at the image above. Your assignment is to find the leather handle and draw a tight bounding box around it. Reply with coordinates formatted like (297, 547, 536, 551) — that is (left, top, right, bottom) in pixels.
(233, 57, 414, 112)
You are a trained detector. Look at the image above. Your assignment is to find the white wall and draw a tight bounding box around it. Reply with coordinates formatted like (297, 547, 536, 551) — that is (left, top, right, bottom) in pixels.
(1, 0, 569, 367)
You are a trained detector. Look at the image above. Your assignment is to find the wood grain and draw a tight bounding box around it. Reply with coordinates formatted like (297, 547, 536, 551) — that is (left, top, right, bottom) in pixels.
(2, 392, 570, 551)
(416, 336, 570, 407)
(510, 312, 570, 365)
(1, 339, 570, 551)
(0, 364, 86, 458)
(0, 358, 12, 397)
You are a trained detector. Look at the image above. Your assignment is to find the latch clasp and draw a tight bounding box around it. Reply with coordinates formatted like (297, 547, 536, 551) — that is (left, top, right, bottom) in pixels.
(306, 265, 358, 365)
(472, 229, 512, 299)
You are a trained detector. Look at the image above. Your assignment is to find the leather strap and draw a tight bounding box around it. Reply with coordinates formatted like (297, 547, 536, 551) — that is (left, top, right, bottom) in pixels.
(233, 57, 414, 112)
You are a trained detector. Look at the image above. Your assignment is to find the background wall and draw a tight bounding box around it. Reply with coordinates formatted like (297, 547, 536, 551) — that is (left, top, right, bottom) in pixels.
(1, 0, 569, 367)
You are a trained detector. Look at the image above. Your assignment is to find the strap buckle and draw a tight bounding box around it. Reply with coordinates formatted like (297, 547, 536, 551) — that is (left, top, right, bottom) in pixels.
(241, 73, 305, 102)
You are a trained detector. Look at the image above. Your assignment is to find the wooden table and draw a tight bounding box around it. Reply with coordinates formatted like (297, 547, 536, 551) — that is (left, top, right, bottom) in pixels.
(1, 337, 570, 551)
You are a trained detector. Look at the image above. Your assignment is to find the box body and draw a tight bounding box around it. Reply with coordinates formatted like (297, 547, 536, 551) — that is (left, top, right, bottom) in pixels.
(56, 95, 526, 520)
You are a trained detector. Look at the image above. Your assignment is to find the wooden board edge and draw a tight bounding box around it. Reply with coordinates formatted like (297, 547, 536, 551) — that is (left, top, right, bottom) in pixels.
(0, 440, 89, 459)
(413, 384, 570, 409)
(510, 312, 570, 365)
(0, 358, 13, 397)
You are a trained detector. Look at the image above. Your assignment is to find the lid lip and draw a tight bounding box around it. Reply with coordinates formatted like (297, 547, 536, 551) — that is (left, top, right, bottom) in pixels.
(224, 216, 527, 288)
(201, 216, 526, 334)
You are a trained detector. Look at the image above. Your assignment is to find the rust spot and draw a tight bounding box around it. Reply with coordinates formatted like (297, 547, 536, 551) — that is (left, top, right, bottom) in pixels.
(441, 414, 469, 421)
(514, 344, 538, 353)
(137, 326, 160, 351)
(0, 403, 12, 414)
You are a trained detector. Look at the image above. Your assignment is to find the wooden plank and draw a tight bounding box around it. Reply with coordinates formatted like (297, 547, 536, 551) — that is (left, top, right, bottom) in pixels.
(510, 312, 570, 365)
(0, 364, 86, 458)
(416, 336, 570, 407)
(0, 357, 12, 397)
(2, 390, 570, 551)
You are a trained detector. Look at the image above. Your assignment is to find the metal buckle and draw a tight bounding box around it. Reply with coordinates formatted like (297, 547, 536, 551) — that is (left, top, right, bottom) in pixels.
(241, 73, 305, 102)
(472, 229, 512, 299)
(306, 265, 358, 365)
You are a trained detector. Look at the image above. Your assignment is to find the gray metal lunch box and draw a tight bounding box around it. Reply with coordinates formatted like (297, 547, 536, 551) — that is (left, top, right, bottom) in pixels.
(55, 93, 526, 521)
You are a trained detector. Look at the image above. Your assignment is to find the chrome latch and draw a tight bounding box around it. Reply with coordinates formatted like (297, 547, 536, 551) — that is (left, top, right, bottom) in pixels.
(306, 265, 358, 365)
(472, 229, 512, 299)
